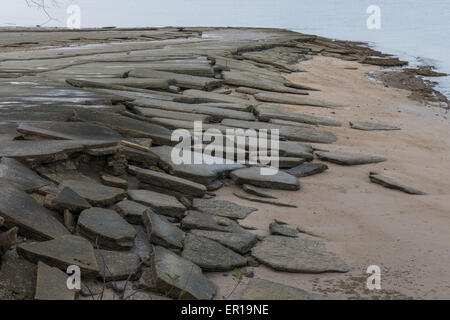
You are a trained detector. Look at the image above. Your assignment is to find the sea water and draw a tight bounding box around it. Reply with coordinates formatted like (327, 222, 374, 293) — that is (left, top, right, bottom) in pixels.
(1, 0, 449, 97)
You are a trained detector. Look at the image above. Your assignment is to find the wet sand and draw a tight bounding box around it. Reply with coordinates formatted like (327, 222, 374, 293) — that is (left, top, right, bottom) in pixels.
(210, 56, 450, 299)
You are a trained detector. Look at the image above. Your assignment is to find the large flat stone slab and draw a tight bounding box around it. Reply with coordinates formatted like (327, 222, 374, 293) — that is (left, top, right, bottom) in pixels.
(287, 162, 329, 177)
(0, 250, 37, 300)
(177, 89, 253, 106)
(254, 92, 345, 109)
(150, 145, 245, 185)
(0, 157, 50, 192)
(181, 210, 248, 234)
(256, 104, 342, 127)
(190, 230, 257, 254)
(130, 166, 207, 197)
(95, 249, 141, 281)
(369, 172, 426, 195)
(182, 234, 247, 271)
(193, 198, 257, 220)
(350, 121, 400, 131)
(115, 199, 148, 224)
(0, 183, 69, 240)
(230, 167, 300, 190)
(131, 106, 212, 122)
(222, 118, 338, 144)
(78, 208, 137, 250)
(16, 235, 99, 277)
(35, 261, 76, 300)
(243, 278, 324, 300)
(60, 180, 126, 207)
(17, 121, 123, 141)
(128, 189, 186, 219)
(138, 245, 216, 300)
(251, 235, 349, 273)
(315, 151, 387, 165)
(143, 210, 185, 250)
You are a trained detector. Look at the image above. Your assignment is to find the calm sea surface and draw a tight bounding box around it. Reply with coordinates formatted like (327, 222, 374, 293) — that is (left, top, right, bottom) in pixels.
(1, 0, 449, 96)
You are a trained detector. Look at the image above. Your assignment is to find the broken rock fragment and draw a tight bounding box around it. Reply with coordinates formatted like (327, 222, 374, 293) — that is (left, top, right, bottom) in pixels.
(369, 172, 426, 195)
(142, 210, 185, 250)
(315, 151, 387, 165)
(35, 261, 76, 300)
(192, 198, 257, 220)
(231, 167, 300, 190)
(128, 189, 186, 219)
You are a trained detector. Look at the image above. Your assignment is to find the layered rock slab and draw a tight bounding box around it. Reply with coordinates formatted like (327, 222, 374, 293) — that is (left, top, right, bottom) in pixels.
(127, 189, 186, 219)
(243, 278, 324, 300)
(35, 261, 76, 300)
(142, 210, 185, 250)
(192, 198, 257, 220)
(190, 230, 257, 254)
(231, 167, 300, 190)
(315, 151, 387, 165)
(94, 249, 141, 281)
(60, 180, 126, 207)
(251, 235, 349, 273)
(0, 157, 50, 192)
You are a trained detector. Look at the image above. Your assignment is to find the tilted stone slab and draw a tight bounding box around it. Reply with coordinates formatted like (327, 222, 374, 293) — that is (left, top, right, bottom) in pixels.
(0, 183, 69, 240)
(350, 121, 400, 131)
(315, 151, 387, 165)
(190, 230, 258, 254)
(115, 199, 148, 224)
(67, 77, 174, 90)
(0, 157, 50, 192)
(176, 89, 252, 106)
(251, 235, 349, 273)
(242, 184, 277, 199)
(369, 172, 426, 195)
(16, 121, 123, 142)
(150, 145, 245, 185)
(131, 106, 212, 122)
(74, 109, 173, 145)
(16, 235, 99, 277)
(95, 249, 141, 281)
(182, 234, 247, 271)
(192, 198, 257, 220)
(130, 166, 207, 197)
(181, 210, 248, 234)
(53, 186, 92, 212)
(269, 222, 299, 237)
(60, 180, 126, 207)
(139, 246, 216, 300)
(230, 167, 300, 190)
(221, 118, 337, 144)
(130, 98, 256, 121)
(127, 189, 186, 219)
(287, 162, 329, 177)
(200, 102, 250, 112)
(256, 104, 342, 127)
(243, 278, 325, 300)
(127, 68, 222, 90)
(77, 208, 137, 250)
(35, 262, 76, 300)
(120, 145, 159, 167)
(254, 92, 345, 109)
(142, 210, 185, 250)
(0, 250, 37, 300)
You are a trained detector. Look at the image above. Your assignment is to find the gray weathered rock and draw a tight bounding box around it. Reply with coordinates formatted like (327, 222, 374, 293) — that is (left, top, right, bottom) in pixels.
(231, 167, 300, 190)
(192, 198, 257, 220)
(350, 121, 400, 131)
(222, 118, 337, 144)
(269, 222, 299, 237)
(35, 261, 76, 300)
(101, 174, 128, 189)
(139, 246, 216, 300)
(78, 208, 137, 250)
(182, 234, 247, 271)
(115, 199, 148, 224)
(242, 184, 277, 199)
(130, 166, 207, 197)
(369, 172, 426, 195)
(251, 235, 349, 273)
(243, 278, 324, 300)
(190, 230, 257, 254)
(60, 180, 126, 207)
(128, 189, 186, 219)
(16, 235, 99, 277)
(315, 151, 387, 165)
(287, 162, 329, 177)
(254, 92, 345, 109)
(129, 106, 212, 122)
(95, 249, 141, 281)
(150, 145, 245, 185)
(0, 183, 69, 240)
(181, 210, 247, 234)
(142, 210, 185, 250)
(278, 157, 306, 168)
(0, 157, 50, 192)
(53, 186, 92, 212)
(177, 89, 252, 106)
(0, 250, 36, 300)
(233, 192, 298, 208)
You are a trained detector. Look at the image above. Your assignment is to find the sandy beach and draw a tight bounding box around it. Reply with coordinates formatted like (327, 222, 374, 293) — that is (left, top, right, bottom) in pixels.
(210, 56, 450, 299)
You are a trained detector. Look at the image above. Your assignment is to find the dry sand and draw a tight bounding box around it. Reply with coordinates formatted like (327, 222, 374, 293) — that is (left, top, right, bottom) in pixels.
(208, 56, 450, 300)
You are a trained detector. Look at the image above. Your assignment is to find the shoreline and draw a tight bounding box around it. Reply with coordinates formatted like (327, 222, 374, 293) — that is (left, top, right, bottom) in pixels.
(0, 27, 449, 300)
